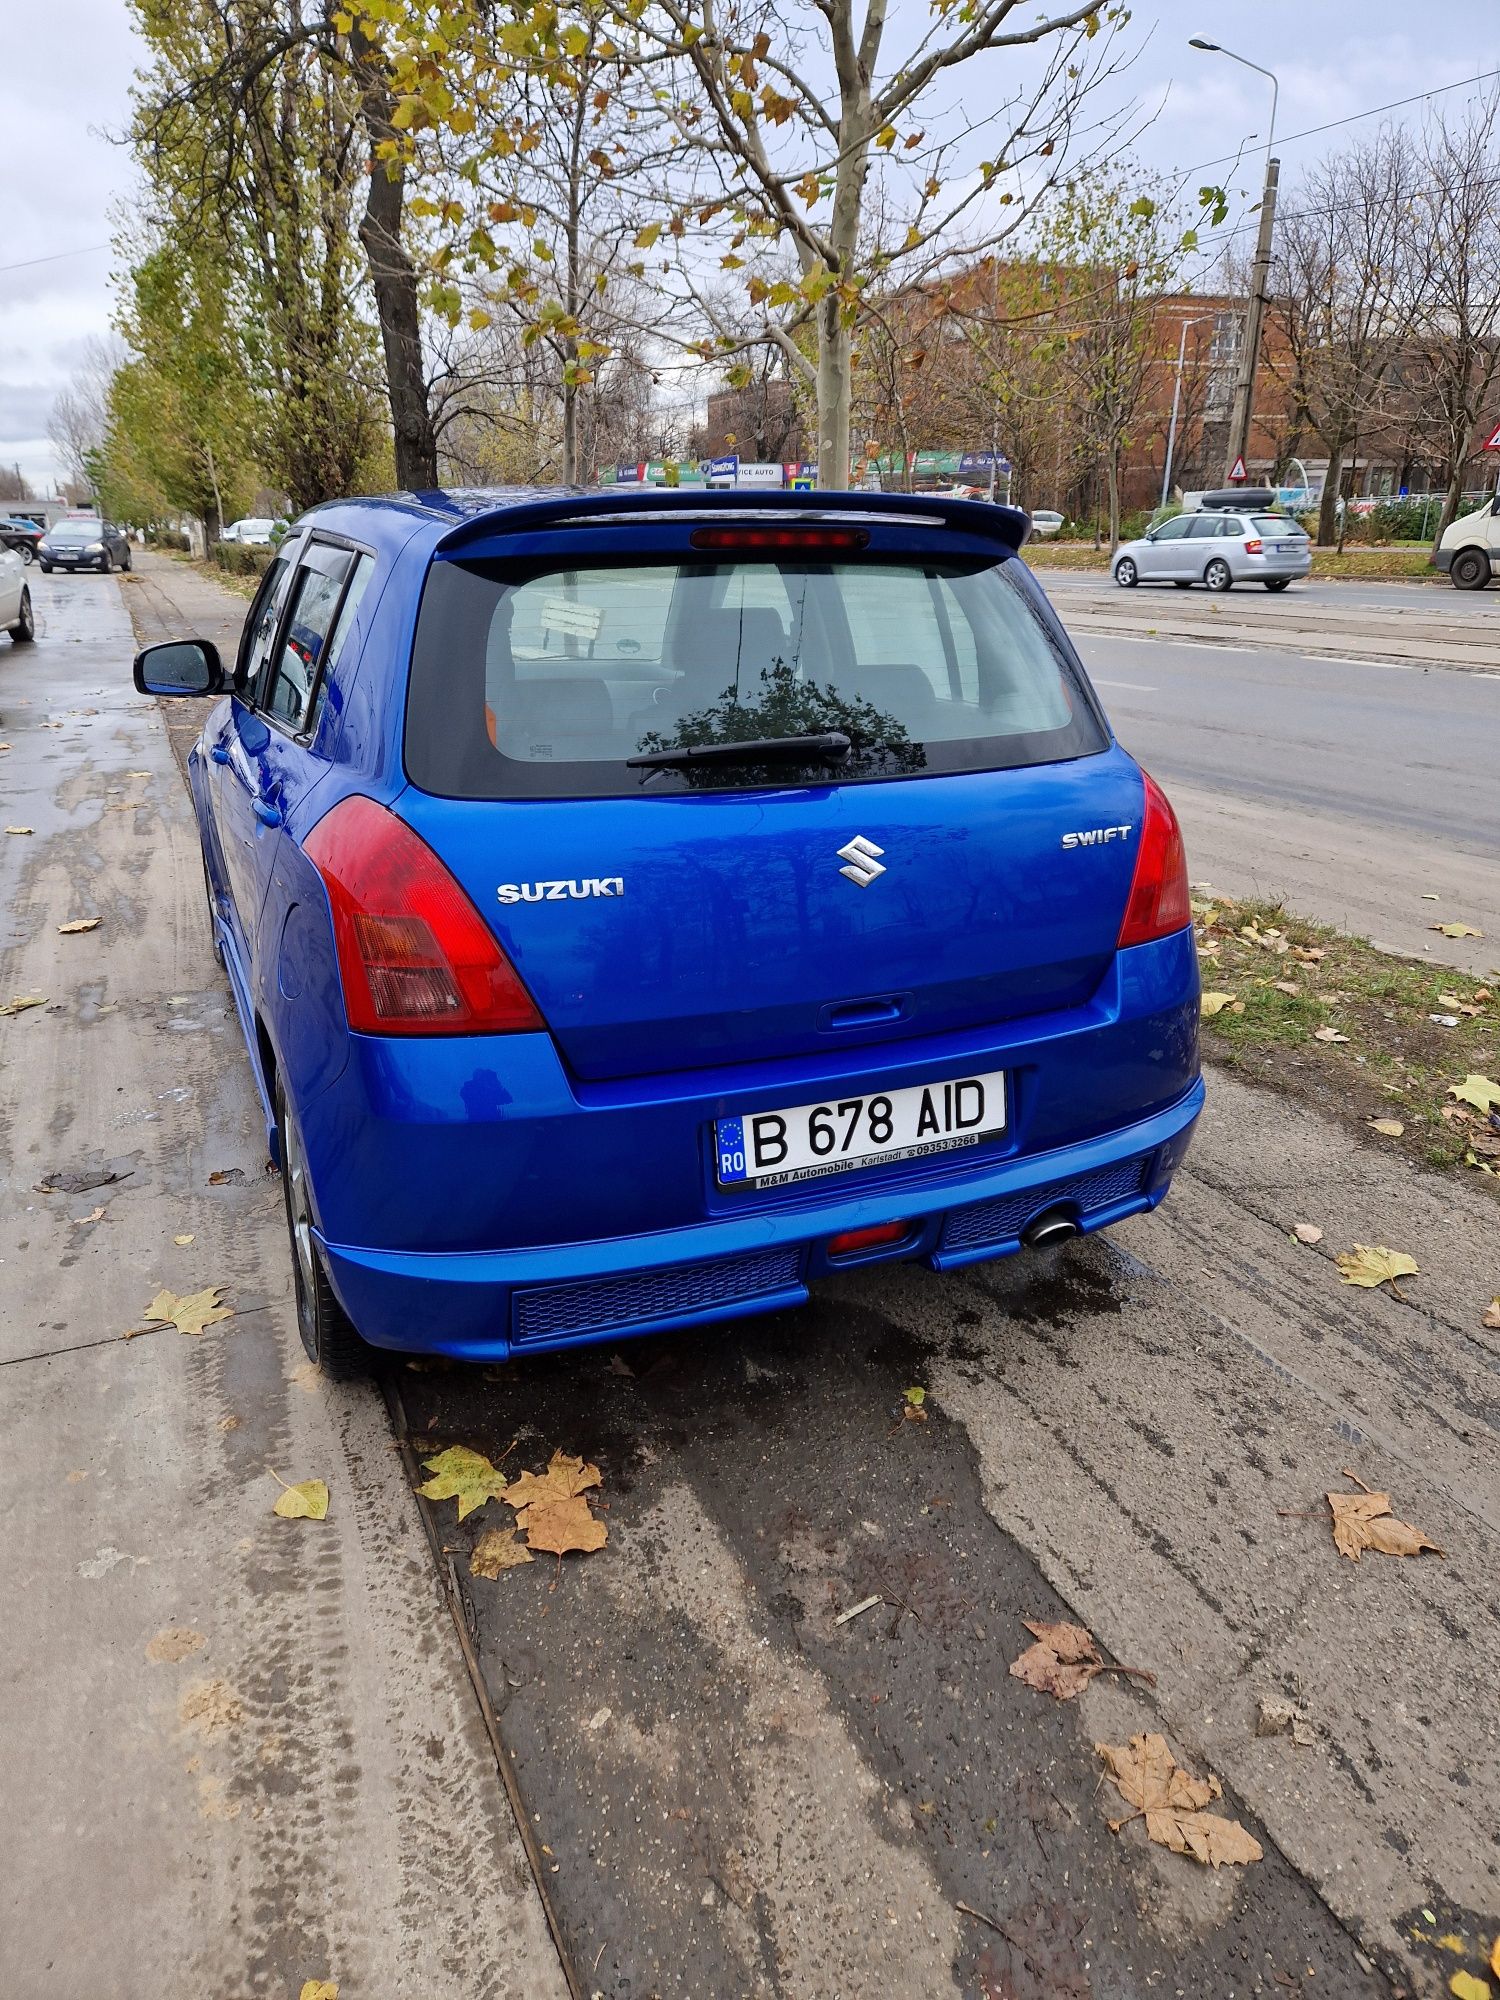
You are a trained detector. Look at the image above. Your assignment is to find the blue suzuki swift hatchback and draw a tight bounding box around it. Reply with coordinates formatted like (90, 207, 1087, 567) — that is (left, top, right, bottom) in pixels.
(135, 488, 1202, 1374)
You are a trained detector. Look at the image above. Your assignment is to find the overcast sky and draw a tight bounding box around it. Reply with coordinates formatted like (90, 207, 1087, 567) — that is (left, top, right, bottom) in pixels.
(1, 0, 1497, 492)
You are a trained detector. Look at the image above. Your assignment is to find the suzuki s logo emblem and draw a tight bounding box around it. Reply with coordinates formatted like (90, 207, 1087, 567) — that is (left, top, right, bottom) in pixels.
(836, 834, 886, 888)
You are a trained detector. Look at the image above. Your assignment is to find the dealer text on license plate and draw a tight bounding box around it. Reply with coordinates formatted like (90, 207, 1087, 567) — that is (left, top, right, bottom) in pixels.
(715, 1071, 1007, 1188)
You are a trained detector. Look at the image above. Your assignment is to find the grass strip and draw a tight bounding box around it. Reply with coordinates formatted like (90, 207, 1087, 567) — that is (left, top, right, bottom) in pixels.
(1195, 895, 1499, 1186)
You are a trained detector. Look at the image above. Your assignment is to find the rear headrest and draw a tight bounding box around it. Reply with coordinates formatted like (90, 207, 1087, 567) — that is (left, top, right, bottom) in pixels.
(674, 605, 788, 691)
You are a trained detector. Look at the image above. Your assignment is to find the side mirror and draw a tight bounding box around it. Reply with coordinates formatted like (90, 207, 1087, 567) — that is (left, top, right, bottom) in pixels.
(134, 639, 223, 697)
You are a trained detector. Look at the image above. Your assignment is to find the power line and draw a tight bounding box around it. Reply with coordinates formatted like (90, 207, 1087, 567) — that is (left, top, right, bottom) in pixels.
(1177, 66, 1500, 183)
(0, 244, 111, 276)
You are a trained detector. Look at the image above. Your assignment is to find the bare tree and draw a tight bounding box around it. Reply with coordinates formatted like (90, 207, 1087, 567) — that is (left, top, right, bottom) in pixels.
(47, 336, 126, 492)
(1266, 129, 1426, 545)
(1403, 90, 1500, 547)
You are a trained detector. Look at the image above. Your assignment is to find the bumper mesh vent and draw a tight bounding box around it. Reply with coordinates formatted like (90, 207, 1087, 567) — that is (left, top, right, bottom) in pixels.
(512, 1247, 804, 1348)
(940, 1156, 1150, 1255)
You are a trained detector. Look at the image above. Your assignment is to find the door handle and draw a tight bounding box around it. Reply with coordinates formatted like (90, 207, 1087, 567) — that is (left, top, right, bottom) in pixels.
(210, 744, 230, 765)
(252, 798, 283, 828)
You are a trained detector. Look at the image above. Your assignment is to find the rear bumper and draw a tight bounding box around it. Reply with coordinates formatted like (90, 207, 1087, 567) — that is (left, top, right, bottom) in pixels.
(1234, 552, 1311, 580)
(320, 1079, 1203, 1359)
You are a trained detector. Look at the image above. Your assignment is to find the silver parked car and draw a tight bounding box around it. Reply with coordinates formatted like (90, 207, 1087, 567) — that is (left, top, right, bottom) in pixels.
(1113, 508, 1311, 592)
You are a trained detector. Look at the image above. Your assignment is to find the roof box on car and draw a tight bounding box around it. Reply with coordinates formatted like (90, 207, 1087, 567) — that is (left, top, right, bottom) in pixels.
(1197, 487, 1276, 511)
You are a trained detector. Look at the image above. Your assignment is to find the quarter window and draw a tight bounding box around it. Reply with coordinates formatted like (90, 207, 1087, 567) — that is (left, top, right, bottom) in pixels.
(265, 547, 354, 730)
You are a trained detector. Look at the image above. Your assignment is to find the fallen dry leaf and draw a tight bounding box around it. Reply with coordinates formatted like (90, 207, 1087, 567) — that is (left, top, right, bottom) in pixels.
(1449, 1075, 1500, 1113)
(1448, 1973, 1489, 2000)
(1292, 1223, 1324, 1246)
(503, 1448, 602, 1513)
(1484, 1299, 1500, 1331)
(1095, 1733, 1262, 1867)
(1336, 1244, 1418, 1294)
(70, 1206, 106, 1226)
(470, 1526, 535, 1578)
(1367, 1118, 1405, 1138)
(1491, 1936, 1500, 1980)
(1271, 980, 1301, 996)
(1437, 993, 1485, 1017)
(271, 1475, 329, 1521)
(1313, 1026, 1350, 1044)
(173, 1232, 195, 1246)
(1009, 1617, 1154, 1702)
(1290, 945, 1325, 962)
(299, 1983, 338, 2000)
(147, 1626, 206, 1664)
(139, 1285, 234, 1336)
(4, 825, 33, 836)
(418, 1444, 509, 1521)
(521, 1493, 609, 1556)
(902, 1385, 928, 1422)
(1200, 991, 1237, 1018)
(1432, 921, 1483, 939)
(57, 918, 100, 934)
(1327, 1470, 1444, 1562)
(0, 994, 48, 1016)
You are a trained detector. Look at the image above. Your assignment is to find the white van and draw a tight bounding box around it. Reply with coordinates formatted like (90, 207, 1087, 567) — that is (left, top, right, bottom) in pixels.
(1434, 494, 1500, 590)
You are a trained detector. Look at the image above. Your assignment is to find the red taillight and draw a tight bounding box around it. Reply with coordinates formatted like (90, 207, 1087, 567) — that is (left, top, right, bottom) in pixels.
(304, 796, 544, 1036)
(1244, 537, 1263, 555)
(1118, 771, 1191, 948)
(828, 1220, 911, 1257)
(689, 525, 869, 552)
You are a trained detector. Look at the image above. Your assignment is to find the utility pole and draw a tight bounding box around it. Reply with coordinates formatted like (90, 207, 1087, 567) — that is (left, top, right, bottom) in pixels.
(1189, 39, 1279, 486)
(1225, 156, 1279, 483)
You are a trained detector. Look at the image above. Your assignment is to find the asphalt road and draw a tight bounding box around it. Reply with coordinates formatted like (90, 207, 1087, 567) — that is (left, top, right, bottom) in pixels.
(5, 561, 1498, 1999)
(1037, 571, 1500, 620)
(1073, 630, 1500, 971)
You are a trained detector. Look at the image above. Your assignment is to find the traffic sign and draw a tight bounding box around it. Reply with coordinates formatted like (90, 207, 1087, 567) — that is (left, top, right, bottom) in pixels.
(1482, 421, 1500, 452)
(1227, 454, 1248, 483)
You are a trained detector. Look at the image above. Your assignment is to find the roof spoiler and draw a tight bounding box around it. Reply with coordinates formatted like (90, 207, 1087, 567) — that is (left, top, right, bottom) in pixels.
(433, 484, 1031, 554)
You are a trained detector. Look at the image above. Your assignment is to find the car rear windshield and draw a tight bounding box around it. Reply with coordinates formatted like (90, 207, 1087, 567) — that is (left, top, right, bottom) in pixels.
(1252, 515, 1305, 536)
(405, 554, 1107, 798)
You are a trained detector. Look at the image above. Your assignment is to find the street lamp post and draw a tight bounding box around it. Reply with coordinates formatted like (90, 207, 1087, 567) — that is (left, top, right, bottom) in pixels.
(1190, 38, 1279, 485)
(1161, 314, 1211, 508)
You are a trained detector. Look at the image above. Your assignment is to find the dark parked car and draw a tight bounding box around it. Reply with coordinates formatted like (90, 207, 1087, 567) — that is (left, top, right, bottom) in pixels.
(0, 517, 43, 563)
(38, 516, 132, 574)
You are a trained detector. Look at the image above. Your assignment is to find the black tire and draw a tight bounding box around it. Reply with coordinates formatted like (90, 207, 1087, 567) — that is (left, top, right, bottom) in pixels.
(39, 563, 51, 575)
(121, 550, 132, 572)
(276, 1075, 373, 1378)
(10, 586, 34, 643)
(1114, 556, 1138, 588)
(1451, 547, 1490, 591)
(18, 543, 33, 565)
(100, 550, 113, 573)
(1264, 578, 1292, 592)
(1204, 557, 1233, 592)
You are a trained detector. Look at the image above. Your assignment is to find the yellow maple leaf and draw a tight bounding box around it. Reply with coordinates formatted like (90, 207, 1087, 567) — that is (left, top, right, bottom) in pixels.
(1199, 991, 1237, 1018)
(470, 1527, 534, 1578)
(272, 1477, 329, 1521)
(1449, 1973, 1489, 2000)
(299, 1983, 339, 2000)
(503, 1449, 602, 1512)
(1431, 921, 1482, 939)
(0, 994, 47, 1016)
(1326, 1471, 1443, 1562)
(1449, 1074, 1500, 1113)
(140, 1285, 234, 1335)
(1095, 1733, 1261, 1866)
(521, 1493, 608, 1556)
(418, 1444, 508, 1520)
(57, 918, 100, 934)
(1335, 1245, 1417, 1293)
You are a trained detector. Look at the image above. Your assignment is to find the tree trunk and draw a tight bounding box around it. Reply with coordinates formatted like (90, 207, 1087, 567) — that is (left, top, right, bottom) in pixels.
(1432, 461, 1468, 554)
(352, 39, 437, 490)
(1106, 447, 1121, 552)
(1316, 443, 1344, 546)
(816, 294, 852, 489)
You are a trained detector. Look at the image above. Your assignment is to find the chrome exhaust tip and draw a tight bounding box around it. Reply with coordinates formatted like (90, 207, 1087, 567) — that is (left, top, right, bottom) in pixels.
(1021, 1209, 1080, 1249)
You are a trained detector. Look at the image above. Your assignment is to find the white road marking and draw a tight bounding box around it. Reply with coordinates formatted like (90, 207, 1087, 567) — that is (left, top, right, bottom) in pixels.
(1092, 677, 1157, 692)
(1084, 634, 1418, 670)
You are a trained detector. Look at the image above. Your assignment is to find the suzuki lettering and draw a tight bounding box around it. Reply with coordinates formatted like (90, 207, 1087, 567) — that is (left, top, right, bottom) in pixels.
(498, 877, 624, 904)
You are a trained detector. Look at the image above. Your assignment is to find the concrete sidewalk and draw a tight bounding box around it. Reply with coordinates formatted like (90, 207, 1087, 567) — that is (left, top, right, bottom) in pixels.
(0, 567, 569, 1998)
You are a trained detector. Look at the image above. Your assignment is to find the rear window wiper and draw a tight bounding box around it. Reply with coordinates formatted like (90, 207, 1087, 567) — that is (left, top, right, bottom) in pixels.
(625, 730, 852, 771)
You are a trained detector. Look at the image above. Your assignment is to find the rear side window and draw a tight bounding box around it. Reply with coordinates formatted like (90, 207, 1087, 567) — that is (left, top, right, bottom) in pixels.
(266, 550, 352, 728)
(406, 555, 1106, 798)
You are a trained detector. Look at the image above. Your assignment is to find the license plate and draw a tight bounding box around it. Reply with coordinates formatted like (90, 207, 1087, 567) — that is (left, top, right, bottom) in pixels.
(715, 1071, 1007, 1189)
